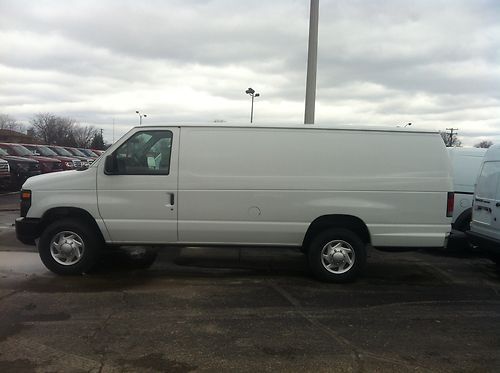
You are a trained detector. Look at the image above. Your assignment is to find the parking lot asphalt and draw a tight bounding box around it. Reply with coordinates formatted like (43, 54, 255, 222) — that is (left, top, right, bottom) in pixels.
(1, 194, 500, 372)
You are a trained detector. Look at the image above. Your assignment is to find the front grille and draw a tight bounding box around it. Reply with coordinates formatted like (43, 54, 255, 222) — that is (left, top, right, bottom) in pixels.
(0, 162, 8, 172)
(73, 160, 82, 168)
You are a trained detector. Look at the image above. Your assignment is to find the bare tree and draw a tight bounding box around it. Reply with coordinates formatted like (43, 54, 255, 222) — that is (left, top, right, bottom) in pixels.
(0, 114, 24, 132)
(474, 140, 493, 149)
(439, 131, 462, 147)
(72, 125, 98, 148)
(30, 113, 96, 147)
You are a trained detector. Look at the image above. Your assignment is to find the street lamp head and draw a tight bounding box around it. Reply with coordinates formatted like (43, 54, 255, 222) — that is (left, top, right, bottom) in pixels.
(245, 88, 255, 95)
(255, 93, 260, 97)
(144, 114, 147, 118)
(136, 111, 139, 114)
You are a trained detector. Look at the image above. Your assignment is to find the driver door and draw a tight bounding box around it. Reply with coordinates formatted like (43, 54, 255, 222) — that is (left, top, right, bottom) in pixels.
(97, 128, 179, 244)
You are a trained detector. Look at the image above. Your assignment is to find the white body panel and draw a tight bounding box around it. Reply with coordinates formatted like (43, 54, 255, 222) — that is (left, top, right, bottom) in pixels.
(470, 145, 500, 241)
(177, 126, 451, 247)
(447, 147, 486, 224)
(24, 123, 453, 248)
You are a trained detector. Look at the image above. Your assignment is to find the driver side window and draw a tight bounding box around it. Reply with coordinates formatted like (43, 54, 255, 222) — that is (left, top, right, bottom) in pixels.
(115, 130, 173, 175)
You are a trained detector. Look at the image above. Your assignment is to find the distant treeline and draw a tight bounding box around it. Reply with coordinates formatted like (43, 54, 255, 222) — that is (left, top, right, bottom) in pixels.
(0, 113, 106, 150)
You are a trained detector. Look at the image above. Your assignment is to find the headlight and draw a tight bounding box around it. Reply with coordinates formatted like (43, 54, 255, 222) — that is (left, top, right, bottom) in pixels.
(65, 162, 73, 168)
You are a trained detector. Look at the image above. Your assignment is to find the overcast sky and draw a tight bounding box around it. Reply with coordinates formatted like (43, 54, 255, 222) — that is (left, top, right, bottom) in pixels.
(0, 0, 499, 145)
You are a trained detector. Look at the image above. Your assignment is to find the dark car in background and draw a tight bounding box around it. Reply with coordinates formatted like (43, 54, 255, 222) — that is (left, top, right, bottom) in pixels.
(23, 144, 78, 171)
(0, 143, 63, 174)
(0, 159, 10, 189)
(78, 148, 99, 158)
(47, 146, 86, 168)
(63, 147, 95, 166)
(0, 147, 41, 189)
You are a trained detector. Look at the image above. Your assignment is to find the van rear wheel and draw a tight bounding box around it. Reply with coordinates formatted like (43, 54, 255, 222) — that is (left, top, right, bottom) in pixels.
(38, 219, 102, 275)
(308, 228, 366, 283)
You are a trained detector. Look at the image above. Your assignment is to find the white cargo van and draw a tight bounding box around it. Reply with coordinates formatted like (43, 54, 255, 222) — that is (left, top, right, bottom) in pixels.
(468, 144, 500, 263)
(15, 124, 454, 282)
(447, 147, 486, 232)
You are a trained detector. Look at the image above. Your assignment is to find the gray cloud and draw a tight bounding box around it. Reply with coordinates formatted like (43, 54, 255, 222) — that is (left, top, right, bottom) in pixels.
(0, 0, 499, 146)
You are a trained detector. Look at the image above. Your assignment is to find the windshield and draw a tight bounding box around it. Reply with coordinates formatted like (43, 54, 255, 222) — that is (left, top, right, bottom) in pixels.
(51, 147, 73, 156)
(0, 148, 8, 156)
(80, 149, 98, 157)
(68, 148, 86, 157)
(36, 146, 58, 156)
(10, 144, 33, 156)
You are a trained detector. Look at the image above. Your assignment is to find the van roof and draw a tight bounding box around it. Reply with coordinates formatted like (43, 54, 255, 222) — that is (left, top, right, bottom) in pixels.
(483, 144, 500, 162)
(133, 122, 439, 134)
(447, 147, 487, 157)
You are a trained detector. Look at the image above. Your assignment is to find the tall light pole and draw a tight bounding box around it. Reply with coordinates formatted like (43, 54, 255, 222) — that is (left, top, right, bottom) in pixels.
(245, 88, 260, 123)
(304, 0, 319, 124)
(136, 110, 147, 125)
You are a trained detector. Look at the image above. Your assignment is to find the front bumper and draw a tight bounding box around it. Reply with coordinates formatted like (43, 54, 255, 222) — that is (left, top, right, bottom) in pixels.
(466, 230, 500, 253)
(15, 217, 41, 246)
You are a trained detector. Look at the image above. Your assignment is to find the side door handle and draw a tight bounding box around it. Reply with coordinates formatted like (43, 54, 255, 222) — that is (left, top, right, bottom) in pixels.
(166, 192, 175, 207)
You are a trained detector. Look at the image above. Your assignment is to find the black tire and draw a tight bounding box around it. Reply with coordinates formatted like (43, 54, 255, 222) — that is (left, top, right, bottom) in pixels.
(38, 219, 102, 275)
(453, 210, 472, 233)
(123, 248, 158, 269)
(307, 228, 367, 283)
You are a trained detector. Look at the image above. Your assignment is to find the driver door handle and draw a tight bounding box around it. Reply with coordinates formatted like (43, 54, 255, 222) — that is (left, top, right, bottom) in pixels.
(168, 193, 175, 206)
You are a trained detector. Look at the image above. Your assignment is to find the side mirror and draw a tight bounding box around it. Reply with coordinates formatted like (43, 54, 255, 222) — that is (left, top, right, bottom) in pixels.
(104, 155, 118, 174)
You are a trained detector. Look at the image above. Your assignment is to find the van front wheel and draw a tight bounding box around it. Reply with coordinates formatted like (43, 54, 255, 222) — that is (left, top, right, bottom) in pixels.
(38, 219, 102, 275)
(308, 228, 366, 283)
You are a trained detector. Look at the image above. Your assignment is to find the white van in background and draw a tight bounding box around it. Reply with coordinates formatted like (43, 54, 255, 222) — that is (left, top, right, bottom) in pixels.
(468, 144, 500, 264)
(447, 147, 486, 232)
(16, 124, 454, 282)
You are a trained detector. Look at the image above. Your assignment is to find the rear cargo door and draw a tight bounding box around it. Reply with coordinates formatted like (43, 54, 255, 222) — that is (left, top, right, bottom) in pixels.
(473, 161, 500, 235)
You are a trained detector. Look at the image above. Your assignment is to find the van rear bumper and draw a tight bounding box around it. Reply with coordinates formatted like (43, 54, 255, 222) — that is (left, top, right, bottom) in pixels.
(467, 230, 500, 252)
(15, 217, 40, 246)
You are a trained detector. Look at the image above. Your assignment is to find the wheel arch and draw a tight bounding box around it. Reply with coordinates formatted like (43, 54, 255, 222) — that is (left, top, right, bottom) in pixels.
(453, 207, 472, 232)
(302, 214, 371, 250)
(40, 207, 105, 243)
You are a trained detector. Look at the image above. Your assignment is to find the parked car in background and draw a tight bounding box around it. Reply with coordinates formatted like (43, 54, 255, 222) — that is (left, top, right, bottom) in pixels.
(63, 147, 95, 165)
(0, 159, 10, 189)
(78, 148, 99, 158)
(92, 149, 105, 156)
(468, 144, 500, 264)
(16, 124, 453, 282)
(447, 147, 487, 232)
(48, 146, 88, 168)
(22, 144, 79, 171)
(0, 143, 63, 174)
(0, 147, 41, 189)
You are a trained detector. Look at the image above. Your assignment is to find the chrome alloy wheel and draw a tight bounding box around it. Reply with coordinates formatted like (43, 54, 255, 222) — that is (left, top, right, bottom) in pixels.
(50, 231, 85, 266)
(321, 240, 355, 274)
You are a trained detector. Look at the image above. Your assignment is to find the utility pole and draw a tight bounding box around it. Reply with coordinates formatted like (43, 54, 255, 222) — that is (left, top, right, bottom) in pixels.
(445, 128, 458, 147)
(304, 0, 319, 124)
